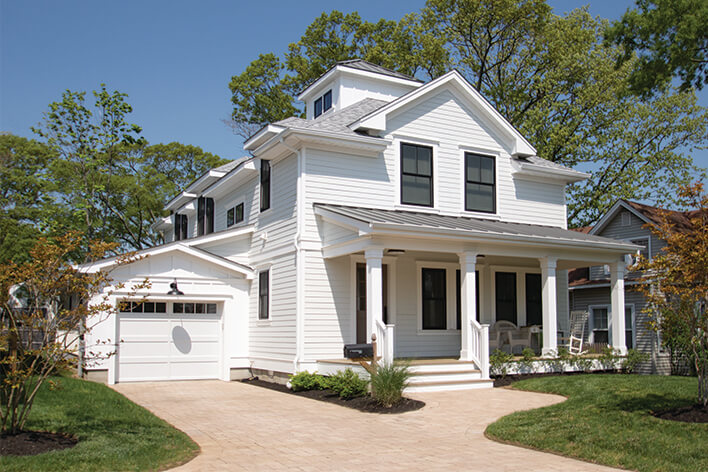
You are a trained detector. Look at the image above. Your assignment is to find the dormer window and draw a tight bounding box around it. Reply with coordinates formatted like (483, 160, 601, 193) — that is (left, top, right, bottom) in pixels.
(197, 196, 214, 236)
(313, 89, 333, 118)
(260, 160, 271, 212)
(174, 214, 188, 240)
(228, 202, 245, 227)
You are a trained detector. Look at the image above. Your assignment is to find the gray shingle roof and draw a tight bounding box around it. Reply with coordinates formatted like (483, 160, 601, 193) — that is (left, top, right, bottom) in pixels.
(314, 203, 636, 249)
(274, 98, 389, 136)
(213, 157, 246, 173)
(337, 59, 422, 82)
(516, 155, 584, 175)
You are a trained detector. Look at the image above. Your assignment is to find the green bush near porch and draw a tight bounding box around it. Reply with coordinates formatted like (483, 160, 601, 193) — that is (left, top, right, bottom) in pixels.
(1, 376, 199, 472)
(486, 375, 707, 472)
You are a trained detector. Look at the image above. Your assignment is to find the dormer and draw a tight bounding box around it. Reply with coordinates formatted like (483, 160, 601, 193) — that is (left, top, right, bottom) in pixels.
(298, 59, 423, 120)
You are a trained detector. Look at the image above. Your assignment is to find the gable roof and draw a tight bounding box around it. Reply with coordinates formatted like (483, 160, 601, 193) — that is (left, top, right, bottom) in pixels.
(348, 70, 536, 157)
(273, 98, 389, 137)
(336, 59, 421, 82)
(590, 199, 706, 236)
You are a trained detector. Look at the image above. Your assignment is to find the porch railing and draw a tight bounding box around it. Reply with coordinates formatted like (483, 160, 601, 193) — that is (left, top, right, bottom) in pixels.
(375, 319, 395, 365)
(469, 319, 490, 379)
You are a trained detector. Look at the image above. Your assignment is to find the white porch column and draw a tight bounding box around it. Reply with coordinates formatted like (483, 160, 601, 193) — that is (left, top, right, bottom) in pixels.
(365, 248, 384, 343)
(458, 252, 477, 361)
(610, 261, 627, 355)
(539, 257, 558, 357)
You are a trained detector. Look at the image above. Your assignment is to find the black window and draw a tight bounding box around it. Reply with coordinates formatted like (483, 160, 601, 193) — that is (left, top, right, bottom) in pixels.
(197, 197, 215, 236)
(525, 273, 542, 326)
(422, 268, 446, 329)
(465, 153, 495, 213)
(260, 160, 271, 211)
(401, 143, 433, 207)
(259, 270, 270, 320)
(235, 202, 244, 223)
(314, 97, 323, 118)
(456, 270, 480, 329)
(495, 272, 517, 324)
(227, 208, 235, 227)
(323, 90, 332, 112)
(174, 214, 188, 240)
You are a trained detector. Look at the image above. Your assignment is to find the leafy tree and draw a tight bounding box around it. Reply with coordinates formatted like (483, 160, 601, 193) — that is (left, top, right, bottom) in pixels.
(605, 0, 708, 96)
(0, 134, 55, 264)
(635, 183, 708, 407)
(0, 232, 147, 434)
(33, 85, 228, 252)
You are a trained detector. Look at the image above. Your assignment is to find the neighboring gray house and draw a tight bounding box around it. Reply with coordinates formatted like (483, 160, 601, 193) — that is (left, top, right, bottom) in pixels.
(568, 199, 701, 374)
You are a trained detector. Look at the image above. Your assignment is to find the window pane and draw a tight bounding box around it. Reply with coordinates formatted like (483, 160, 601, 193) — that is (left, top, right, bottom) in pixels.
(480, 156, 494, 184)
(143, 302, 155, 313)
(184, 303, 194, 314)
(416, 147, 432, 176)
(495, 272, 517, 324)
(594, 330, 609, 344)
(466, 184, 494, 212)
(259, 271, 269, 320)
(173, 303, 183, 314)
(131, 302, 142, 313)
(260, 160, 270, 211)
(207, 303, 217, 314)
(323, 90, 332, 111)
(466, 154, 481, 182)
(401, 144, 418, 174)
(401, 175, 432, 206)
(422, 268, 446, 330)
(593, 308, 608, 329)
(235, 203, 244, 223)
(227, 208, 234, 227)
(155, 302, 167, 313)
(525, 273, 542, 326)
(314, 97, 322, 117)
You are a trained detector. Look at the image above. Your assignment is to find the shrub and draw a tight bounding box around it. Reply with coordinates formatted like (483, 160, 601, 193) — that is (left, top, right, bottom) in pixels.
(572, 356, 594, 372)
(622, 348, 650, 373)
(289, 371, 328, 392)
(327, 368, 369, 399)
(490, 349, 514, 377)
(518, 348, 537, 373)
(599, 346, 620, 371)
(371, 362, 411, 407)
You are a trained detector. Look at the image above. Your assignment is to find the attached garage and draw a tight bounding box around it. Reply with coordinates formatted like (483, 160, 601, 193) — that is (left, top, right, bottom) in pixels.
(117, 301, 222, 382)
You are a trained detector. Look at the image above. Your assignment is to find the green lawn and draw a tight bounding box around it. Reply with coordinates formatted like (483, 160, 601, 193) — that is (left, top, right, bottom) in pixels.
(486, 375, 707, 472)
(1, 377, 199, 471)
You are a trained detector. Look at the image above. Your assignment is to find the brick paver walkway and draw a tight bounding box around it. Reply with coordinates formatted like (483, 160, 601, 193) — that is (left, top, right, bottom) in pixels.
(113, 380, 622, 472)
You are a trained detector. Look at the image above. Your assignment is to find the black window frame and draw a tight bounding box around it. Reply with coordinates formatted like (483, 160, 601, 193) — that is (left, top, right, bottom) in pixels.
(260, 160, 271, 212)
(495, 272, 517, 324)
(258, 270, 270, 320)
(323, 90, 332, 112)
(525, 273, 542, 326)
(314, 97, 323, 118)
(400, 142, 434, 207)
(464, 152, 496, 213)
(227, 207, 235, 227)
(235, 202, 244, 223)
(197, 196, 215, 236)
(422, 268, 446, 330)
(174, 214, 188, 241)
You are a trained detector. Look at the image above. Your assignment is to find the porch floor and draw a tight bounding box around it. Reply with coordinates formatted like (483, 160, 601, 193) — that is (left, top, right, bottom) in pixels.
(317, 357, 477, 366)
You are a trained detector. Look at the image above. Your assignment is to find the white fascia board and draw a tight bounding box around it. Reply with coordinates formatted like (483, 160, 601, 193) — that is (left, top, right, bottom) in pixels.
(297, 65, 422, 101)
(202, 160, 257, 198)
(512, 163, 590, 184)
(243, 124, 286, 151)
(165, 192, 198, 212)
(589, 200, 653, 236)
(150, 216, 172, 231)
(314, 206, 373, 234)
(368, 222, 638, 252)
(252, 127, 389, 158)
(188, 224, 255, 248)
(350, 70, 536, 157)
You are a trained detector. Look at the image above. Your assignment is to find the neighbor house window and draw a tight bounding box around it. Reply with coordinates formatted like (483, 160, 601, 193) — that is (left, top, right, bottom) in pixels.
(260, 160, 271, 211)
(465, 152, 495, 213)
(258, 270, 270, 320)
(628, 238, 650, 266)
(422, 268, 446, 329)
(235, 202, 244, 223)
(590, 305, 633, 347)
(401, 143, 433, 207)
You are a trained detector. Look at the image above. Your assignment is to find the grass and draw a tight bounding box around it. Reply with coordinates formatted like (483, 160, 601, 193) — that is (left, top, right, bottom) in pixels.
(486, 375, 707, 472)
(0, 376, 199, 471)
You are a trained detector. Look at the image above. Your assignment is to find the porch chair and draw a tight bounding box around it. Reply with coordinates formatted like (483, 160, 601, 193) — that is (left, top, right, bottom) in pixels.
(566, 310, 589, 355)
(490, 320, 518, 352)
(509, 326, 534, 354)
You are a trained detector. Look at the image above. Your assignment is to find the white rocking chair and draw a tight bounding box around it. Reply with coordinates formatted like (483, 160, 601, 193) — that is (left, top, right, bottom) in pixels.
(567, 310, 589, 355)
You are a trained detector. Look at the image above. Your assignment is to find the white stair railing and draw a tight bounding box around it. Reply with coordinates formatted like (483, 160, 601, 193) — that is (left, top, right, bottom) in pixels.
(469, 319, 490, 379)
(374, 319, 395, 365)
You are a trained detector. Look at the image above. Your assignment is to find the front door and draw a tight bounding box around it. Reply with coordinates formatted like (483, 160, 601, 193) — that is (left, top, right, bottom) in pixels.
(355, 263, 388, 344)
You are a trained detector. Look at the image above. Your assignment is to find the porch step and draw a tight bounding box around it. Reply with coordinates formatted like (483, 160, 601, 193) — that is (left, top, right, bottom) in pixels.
(405, 361, 491, 392)
(405, 378, 494, 393)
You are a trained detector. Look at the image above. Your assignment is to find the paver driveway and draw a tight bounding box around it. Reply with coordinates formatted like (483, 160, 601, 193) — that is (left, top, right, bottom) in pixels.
(113, 380, 622, 472)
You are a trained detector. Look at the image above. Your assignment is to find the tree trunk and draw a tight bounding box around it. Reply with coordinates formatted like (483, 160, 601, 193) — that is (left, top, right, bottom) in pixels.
(699, 364, 708, 408)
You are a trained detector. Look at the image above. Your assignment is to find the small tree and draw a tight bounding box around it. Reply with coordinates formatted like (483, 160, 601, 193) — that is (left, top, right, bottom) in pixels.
(635, 183, 708, 407)
(0, 232, 146, 434)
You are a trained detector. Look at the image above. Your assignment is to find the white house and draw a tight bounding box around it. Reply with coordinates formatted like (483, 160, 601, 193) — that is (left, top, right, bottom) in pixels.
(82, 60, 636, 391)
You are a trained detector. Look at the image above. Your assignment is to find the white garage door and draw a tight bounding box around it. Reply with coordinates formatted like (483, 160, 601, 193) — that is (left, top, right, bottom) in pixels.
(117, 301, 221, 382)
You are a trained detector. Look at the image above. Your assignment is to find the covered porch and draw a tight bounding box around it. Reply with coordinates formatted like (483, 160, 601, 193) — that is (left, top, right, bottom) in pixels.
(314, 204, 637, 381)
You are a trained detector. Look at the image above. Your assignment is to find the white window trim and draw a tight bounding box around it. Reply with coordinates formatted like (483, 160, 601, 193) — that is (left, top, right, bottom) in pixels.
(256, 265, 272, 325)
(458, 145, 501, 217)
(416, 261, 459, 335)
(349, 255, 398, 344)
(393, 135, 440, 211)
(588, 304, 635, 347)
(489, 266, 541, 327)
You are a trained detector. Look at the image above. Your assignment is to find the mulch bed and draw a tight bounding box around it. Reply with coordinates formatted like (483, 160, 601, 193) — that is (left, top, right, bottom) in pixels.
(653, 404, 708, 424)
(241, 377, 425, 414)
(1, 430, 77, 457)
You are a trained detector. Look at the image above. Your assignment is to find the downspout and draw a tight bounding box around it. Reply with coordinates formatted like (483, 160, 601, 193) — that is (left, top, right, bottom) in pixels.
(279, 138, 306, 373)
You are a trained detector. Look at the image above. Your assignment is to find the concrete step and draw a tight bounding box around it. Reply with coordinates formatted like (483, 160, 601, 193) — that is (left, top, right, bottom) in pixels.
(405, 378, 494, 393)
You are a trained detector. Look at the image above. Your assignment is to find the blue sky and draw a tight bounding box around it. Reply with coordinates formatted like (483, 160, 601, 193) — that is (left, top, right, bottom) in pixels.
(1, 0, 705, 171)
